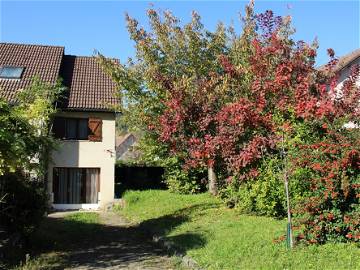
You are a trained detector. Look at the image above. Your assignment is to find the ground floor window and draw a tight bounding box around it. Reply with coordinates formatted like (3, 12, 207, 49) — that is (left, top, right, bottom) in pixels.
(53, 168, 100, 204)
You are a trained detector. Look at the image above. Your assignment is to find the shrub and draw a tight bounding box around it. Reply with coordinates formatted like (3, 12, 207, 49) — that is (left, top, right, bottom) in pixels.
(220, 157, 310, 217)
(0, 172, 48, 238)
(293, 129, 360, 244)
(163, 156, 207, 194)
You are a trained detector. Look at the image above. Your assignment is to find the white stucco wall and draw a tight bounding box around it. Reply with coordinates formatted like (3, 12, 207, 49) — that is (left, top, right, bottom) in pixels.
(48, 111, 116, 209)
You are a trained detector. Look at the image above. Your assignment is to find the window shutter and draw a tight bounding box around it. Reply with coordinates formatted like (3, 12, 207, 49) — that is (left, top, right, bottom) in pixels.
(88, 118, 102, 141)
(52, 117, 65, 139)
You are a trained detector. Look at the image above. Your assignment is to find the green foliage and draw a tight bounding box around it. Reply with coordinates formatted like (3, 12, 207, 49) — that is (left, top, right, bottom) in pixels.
(15, 76, 64, 126)
(0, 77, 64, 267)
(0, 100, 40, 175)
(115, 159, 140, 167)
(0, 77, 63, 176)
(0, 172, 48, 237)
(98, 9, 227, 131)
(220, 157, 311, 217)
(162, 156, 206, 194)
(135, 133, 168, 166)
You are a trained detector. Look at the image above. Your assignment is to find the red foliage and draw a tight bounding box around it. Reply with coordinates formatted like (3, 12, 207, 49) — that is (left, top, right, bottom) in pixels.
(293, 132, 360, 244)
(152, 8, 360, 244)
(155, 8, 360, 180)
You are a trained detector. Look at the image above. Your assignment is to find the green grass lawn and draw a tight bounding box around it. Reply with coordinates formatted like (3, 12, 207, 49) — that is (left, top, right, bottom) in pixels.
(117, 190, 360, 270)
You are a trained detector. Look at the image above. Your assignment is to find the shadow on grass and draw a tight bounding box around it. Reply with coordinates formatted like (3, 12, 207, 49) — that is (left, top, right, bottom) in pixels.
(137, 202, 219, 236)
(6, 203, 216, 269)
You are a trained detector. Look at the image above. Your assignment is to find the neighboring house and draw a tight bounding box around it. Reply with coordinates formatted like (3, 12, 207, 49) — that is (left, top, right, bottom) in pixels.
(329, 49, 360, 128)
(332, 48, 360, 86)
(320, 48, 360, 87)
(0, 43, 119, 210)
(115, 133, 140, 161)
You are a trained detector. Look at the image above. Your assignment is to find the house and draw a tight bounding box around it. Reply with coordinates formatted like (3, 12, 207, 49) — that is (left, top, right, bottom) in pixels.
(331, 48, 360, 85)
(328, 49, 360, 128)
(320, 48, 360, 87)
(115, 133, 140, 161)
(0, 43, 119, 210)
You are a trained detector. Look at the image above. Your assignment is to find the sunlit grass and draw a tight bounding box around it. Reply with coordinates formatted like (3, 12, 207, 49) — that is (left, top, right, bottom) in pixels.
(118, 190, 360, 269)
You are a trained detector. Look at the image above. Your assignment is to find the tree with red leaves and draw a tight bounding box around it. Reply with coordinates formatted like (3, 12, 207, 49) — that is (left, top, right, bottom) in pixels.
(98, 5, 229, 194)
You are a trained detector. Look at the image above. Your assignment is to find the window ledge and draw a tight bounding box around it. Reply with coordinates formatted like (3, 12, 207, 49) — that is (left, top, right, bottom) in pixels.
(0, 78, 21, 81)
(59, 139, 102, 142)
(60, 139, 90, 142)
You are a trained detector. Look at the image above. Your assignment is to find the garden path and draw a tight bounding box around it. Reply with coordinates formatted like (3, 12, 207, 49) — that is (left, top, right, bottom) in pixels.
(48, 211, 180, 270)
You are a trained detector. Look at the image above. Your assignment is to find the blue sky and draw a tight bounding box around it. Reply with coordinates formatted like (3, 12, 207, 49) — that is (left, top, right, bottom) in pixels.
(0, 0, 359, 65)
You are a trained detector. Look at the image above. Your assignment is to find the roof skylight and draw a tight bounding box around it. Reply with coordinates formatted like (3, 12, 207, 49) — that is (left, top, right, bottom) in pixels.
(0, 66, 24, 79)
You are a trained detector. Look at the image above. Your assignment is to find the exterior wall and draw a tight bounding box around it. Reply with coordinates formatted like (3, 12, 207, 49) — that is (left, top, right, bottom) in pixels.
(48, 111, 116, 209)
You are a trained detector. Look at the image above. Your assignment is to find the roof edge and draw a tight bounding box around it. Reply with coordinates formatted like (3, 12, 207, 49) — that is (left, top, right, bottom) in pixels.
(64, 54, 119, 62)
(59, 107, 118, 113)
(317, 48, 360, 72)
(0, 42, 65, 50)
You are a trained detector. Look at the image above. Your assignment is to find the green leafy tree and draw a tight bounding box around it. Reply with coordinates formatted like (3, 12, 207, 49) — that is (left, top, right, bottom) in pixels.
(0, 77, 64, 176)
(98, 8, 230, 194)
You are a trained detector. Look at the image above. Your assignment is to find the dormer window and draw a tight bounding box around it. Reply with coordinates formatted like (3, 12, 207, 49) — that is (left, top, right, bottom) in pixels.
(0, 66, 24, 79)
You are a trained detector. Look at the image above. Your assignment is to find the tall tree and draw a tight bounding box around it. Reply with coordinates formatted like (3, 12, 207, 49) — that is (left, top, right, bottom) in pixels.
(98, 8, 230, 194)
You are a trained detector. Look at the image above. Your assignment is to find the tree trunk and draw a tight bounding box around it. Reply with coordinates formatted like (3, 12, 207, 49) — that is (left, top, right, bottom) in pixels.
(284, 173, 293, 248)
(208, 166, 218, 196)
(282, 132, 293, 248)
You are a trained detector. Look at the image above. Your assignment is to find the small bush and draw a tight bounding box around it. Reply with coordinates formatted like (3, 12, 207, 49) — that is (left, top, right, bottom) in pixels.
(163, 156, 207, 194)
(219, 157, 310, 217)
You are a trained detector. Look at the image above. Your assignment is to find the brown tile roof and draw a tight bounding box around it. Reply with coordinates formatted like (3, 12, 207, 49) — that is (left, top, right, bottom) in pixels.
(0, 42, 119, 112)
(318, 48, 360, 72)
(336, 48, 360, 71)
(0, 43, 64, 103)
(116, 133, 136, 147)
(59, 55, 119, 111)
(333, 48, 360, 72)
